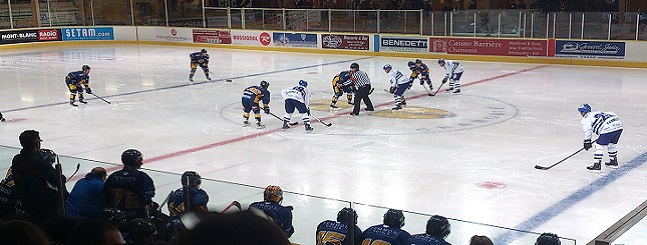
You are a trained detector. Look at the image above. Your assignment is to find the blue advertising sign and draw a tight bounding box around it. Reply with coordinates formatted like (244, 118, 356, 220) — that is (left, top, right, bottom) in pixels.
(555, 40, 625, 59)
(273, 32, 317, 48)
(62, 27, 114, 41)
(380, 37, 427, 53)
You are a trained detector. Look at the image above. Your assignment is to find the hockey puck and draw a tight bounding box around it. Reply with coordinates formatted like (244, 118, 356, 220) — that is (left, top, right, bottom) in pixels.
(226, 79, 233, 82)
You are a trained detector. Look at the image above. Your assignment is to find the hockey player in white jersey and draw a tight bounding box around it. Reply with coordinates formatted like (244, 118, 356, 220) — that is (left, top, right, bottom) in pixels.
(281, 80, 313, 132)
(383, 64, 410, 110)
(578, 104, 623, 170)
(438, 58, 464, 94)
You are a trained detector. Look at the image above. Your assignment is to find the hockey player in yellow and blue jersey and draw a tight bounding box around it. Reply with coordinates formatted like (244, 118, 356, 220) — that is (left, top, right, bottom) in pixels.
(65, 65, 92, 106)
(166, 171, 209, 241)
(316, 207, 363, 245)
(408, 215, 452, 245)
(189, 49, 211, 82)
(361, 209, 411, 245)
(409, 59, 433, 90)
(249, 185, 295, 238)
(242, 81, 271, 129)
(329, 70, 355, 109)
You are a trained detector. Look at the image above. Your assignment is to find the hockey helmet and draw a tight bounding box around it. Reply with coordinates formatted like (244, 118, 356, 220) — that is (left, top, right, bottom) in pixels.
(578, 104, 591, 115)
(260, 80, 270, 89)
(181, 171, 202, 186)
(201, 49, 207, 53)
(426, 215, 451, 239)
(263, 185, 284, 203)
(82, 65, 91, 70)
(100, 208, 127, 229)
(40, 148, 57, 165)
(121, 149, 143, 167)
(128, 218, 157, 236)
(408, 61, 417, 69)
(298, 80, 308, 87)
(535, 233, 561, 245)
(337, 207, 358, 224)
(415, 59, 423, 64)
(350, 63, 359, 69)
(383, 209, 405, 228)
(437, 58, 446, 65)
(383, 64, 392, 71)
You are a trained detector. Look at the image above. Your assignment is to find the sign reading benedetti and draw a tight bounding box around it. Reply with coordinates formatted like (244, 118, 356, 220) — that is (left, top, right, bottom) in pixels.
(322, 34, 369, 50)
(430, 37, 548, 57)
(380, 37, 427, 53)
(0, 29, 61, 44)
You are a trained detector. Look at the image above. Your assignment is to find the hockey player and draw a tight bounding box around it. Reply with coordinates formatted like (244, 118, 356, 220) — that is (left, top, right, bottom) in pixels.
(409, 59, 433, 90)
(0, 111, 5, 122)
(330, 70, 355, 109)
(408, 215, 451, 245)
(65, 65, 92, 106)
(166, 171, 209, 241)
(249, 185, 295, 238)
(281, 80, 313, 132)
(102, 149, 156, 221)
(316, 207, 362, 245)
(189, 49, 210, 82)
(242, 81, 271, 129)
(361, 209, 411, 245)
(578, 104, 623, 170)
(535, 233, 561, 245)
(384, 64, 410, 110)
(438, 58, 465, 94)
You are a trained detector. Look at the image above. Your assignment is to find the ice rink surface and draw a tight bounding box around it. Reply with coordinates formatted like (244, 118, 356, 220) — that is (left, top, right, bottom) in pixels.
(0, 45, 646, 244)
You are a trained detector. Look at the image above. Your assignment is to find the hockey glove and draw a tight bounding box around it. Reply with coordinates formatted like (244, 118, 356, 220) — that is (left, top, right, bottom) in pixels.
(420, 80, 424, 86)
(583, 139, 592, 151)
(442, 77, 448, 84)
(85, 87, 92, 94)
(307, 109, 311, 116)
(389, 86, 396, 94)
(263, 106, 270, 114)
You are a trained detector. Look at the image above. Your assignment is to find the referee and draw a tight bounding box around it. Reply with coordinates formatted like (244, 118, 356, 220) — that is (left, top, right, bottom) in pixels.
(349, 63, 374, 116)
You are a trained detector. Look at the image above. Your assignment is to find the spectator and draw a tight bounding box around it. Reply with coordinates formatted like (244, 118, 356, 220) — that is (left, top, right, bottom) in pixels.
(423, 0, 432, 16)
(470, 235, 494, 245)
(361, 209, 410, 245)
(41, 215, 81, 245)
(442, 3, 454, 12)
(506, 0, 518, 9)
(518, 0, 527, 9)
(68, 219, 125, 245)
(249, 185, 294, 238)
(11, 130, 67, 225)
(166, 171, 209, 241)
(408, 215, 451, 245)
(0, 219, 50, 245)
(65, 167, 108, 220)
(316, 207, 362, 245)
(102, 149, 156, 221)
(469, 0, 478, 9)
(178, 210, 291, 245)
(535, 232, 561, 245)
(348, 62, 374, 116)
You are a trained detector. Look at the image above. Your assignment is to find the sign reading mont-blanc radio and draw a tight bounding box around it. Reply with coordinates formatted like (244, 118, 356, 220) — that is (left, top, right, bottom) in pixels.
(0, 29, 61, 44)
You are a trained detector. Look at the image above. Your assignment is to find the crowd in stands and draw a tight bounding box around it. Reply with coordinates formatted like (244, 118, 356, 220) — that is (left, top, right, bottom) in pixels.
(1, 130, 563, 244)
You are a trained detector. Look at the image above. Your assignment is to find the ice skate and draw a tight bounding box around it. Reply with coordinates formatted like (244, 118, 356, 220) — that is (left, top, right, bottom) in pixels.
(347, 100, 354, 105)
(256, 122, 265, 129)
(243, 121, 251, 127)
(206, 76, 212, 81)
(587, 161, 602, 171)
(401, 99, 407, 106)
(304, 123, 313, 133)
(330, 104, 338, 109)
(392, 104, 402, 111)
(282, 121, 290, 130)
(445, 87, 454, 92)
(452, 89, 461, 94)
(79, 99, 87, 104)
(0, 113, 5, 122)
(189, 77, 194, 82)
(428, 84, 433, 90)
(70, 100, 78, 107)
(605, 158, 618, 168)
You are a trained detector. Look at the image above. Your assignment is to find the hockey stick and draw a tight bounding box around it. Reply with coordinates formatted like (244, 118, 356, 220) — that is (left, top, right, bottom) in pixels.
(222, 200, 242, 213)
(310, 113, 332, 127)
(65, 163, 81, 182)
(429, 82, 445, 97)
(90, 93, 111, 104)
(269, 111, 299, 125)
(421, 83, 433, 96)
(534, 139, 597, 170)
(208, 71, 233, 82)
(157, 190, 175, 212)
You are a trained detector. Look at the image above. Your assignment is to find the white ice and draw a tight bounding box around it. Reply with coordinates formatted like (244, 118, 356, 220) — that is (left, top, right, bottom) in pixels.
(0, 45, 646, 244)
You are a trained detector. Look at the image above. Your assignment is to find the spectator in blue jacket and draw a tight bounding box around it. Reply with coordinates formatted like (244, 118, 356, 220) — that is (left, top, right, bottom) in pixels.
(65, 167, 107, 219)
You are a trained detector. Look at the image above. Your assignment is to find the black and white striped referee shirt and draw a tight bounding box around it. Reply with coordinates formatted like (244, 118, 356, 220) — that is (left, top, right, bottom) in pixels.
(351, 70, 371, 87)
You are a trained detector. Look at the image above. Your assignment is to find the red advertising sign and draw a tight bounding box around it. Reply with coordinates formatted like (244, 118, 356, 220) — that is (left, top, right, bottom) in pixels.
(193, 29, 231, 44)
(322, 34, 369, 50)
(38, 29, 60, 41)
(429, 37, 548, 57)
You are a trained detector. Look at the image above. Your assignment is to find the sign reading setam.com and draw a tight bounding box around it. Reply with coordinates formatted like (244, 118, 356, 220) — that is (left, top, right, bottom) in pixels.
(62, 27, 114, 41)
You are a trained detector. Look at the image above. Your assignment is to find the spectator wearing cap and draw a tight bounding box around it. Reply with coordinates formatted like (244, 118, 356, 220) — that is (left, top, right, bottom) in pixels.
(66, 167, 108, 220)
(348, 62, 374, 116)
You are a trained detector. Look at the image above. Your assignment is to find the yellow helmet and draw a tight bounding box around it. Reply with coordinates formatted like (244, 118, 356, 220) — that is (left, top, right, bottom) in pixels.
(263, 185, 283, 203)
